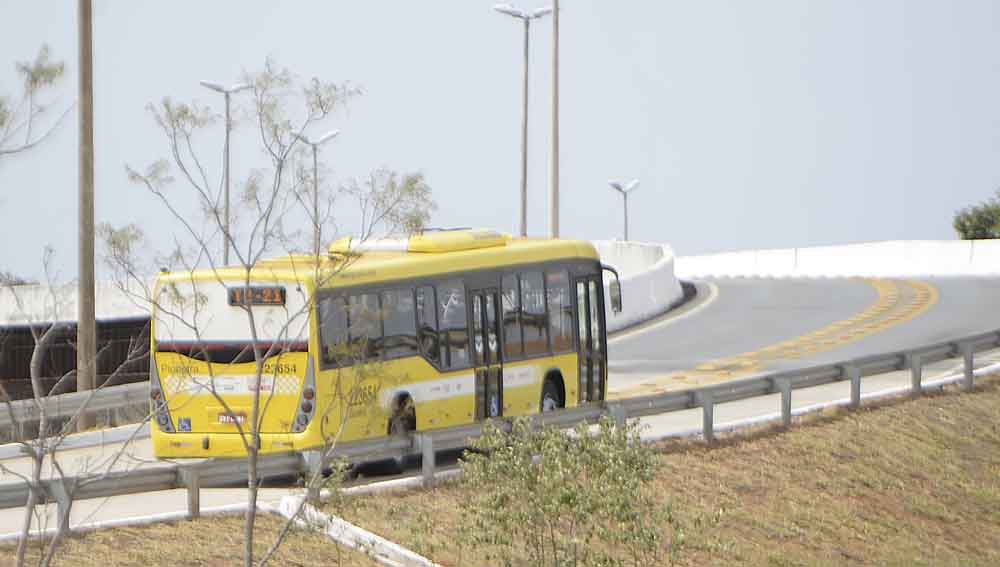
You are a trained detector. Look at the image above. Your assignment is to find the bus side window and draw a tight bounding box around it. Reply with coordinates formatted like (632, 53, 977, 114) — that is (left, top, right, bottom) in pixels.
(545, 269, 573, 352)
(381, 288, 418, 359)
(318, 296, 348, 366)
(520, 271, 549, 356)
(349, 293, 383, 361)
(501, 274, 523, 359)
(416, 286, 439, 364)
(437, 279, 468, 369)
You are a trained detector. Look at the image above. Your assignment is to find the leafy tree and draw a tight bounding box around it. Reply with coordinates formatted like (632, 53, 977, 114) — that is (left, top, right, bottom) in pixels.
(953, 190, 1000, 240)
(461, 417, 679, 567)
(0, 45, 68, 162)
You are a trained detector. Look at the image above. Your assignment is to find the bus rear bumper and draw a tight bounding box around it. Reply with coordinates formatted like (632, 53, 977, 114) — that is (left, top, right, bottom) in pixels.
(152, 430, 317, 459)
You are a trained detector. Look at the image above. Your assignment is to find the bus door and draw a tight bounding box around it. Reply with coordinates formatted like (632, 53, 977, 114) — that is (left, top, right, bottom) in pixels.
(471, 288, 503, 419)
(575, 278, 607, 404)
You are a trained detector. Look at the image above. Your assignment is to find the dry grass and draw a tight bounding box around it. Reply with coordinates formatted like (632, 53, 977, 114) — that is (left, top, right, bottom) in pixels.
(329, 377, 1000, 566)
(1, 512, 380, 567)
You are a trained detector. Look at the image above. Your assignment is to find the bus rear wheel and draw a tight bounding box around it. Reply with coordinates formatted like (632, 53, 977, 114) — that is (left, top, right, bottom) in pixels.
(541, 379, 563, 413)
(386, 396, 416, 473)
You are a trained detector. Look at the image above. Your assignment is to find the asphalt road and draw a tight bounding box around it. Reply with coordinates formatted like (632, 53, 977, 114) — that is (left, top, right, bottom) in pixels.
(608, 276, 1000, 395)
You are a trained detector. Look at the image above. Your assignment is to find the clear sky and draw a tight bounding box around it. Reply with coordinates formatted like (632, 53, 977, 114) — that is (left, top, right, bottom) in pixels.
(1, 1, 999, 281)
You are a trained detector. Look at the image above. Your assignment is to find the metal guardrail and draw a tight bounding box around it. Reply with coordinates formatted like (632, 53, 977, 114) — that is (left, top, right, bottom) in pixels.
(1, 328, 998, 520)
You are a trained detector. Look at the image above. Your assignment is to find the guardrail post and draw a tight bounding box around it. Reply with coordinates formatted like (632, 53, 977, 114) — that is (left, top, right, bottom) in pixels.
(608, 403, 627, 427)
(698, 392, 714, 443)
(420, 433, 435, 487)
(845, 365, 861, 409)
(908, 354, 922, 398)
(301, 450, 323, 502)
(778, 379, 792, 428)
(961, 344, 975, 391)
(48, 479, 72, 535)
(179, 466, 201, 519)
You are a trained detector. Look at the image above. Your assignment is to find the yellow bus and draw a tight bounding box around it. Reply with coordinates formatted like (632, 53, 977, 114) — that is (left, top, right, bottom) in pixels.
(149, 229, 621, 459)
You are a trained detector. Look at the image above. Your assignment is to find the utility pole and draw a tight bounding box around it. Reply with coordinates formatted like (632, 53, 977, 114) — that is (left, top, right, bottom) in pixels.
(549, 0, 560, 239)
(77, 0, 96, 430)
(493, 4, 552, 238)
(609, 179, 639, 241)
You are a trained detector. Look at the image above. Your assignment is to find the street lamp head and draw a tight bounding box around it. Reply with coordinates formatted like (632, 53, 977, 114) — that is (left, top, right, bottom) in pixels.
(316, 129, 341, 146)
(201, 80, 253, 94)
(295, 129, 341, 147)
(531, 6, 554, 19)
(199, 80, 226, 93)
(608, 179, 640, 194)
(493, 3, 527, 19)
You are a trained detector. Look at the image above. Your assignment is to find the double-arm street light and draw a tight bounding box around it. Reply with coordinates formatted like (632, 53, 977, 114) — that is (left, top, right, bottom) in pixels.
(200, 80, 252, 265)
(493, 3, 552, 238)
(608, 179, 639, 241)
(294, 130, 341, 254)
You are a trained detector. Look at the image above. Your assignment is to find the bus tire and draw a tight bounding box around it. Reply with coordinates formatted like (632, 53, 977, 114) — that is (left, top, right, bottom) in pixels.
(541, 376, 564, 413)
(387, 395, 416, 473)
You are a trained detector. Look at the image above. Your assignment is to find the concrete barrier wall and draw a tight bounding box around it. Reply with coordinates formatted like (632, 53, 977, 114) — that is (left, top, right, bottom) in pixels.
(593, 241, 684, 333)
(675, 239, 1000, 279)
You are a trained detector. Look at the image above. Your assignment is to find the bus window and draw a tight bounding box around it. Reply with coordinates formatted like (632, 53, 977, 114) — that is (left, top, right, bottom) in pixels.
(501, 274, 523, 359)
(381, 289, 418, 359)
(349, 293, 383, 361)
(520, 272, 548, 356)
(416, 285, 439, 364)
(319, 295, 348, 366)
(545, 270, 573, 352)
(437, 279, 468, 369)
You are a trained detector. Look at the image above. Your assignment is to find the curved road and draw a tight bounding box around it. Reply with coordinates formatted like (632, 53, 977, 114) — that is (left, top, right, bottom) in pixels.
(608, 276, 1000, 396)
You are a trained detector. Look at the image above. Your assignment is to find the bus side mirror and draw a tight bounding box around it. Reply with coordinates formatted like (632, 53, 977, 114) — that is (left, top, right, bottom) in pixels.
(610, 279, 623, 314)
(602, 263, 623, 315)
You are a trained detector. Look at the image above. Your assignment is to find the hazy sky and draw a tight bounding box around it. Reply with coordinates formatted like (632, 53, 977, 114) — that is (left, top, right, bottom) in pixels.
(1, 1, 999, 281)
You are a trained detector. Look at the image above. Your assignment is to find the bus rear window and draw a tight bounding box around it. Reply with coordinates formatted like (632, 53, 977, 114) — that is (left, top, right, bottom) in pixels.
(154, 280, 308, 364)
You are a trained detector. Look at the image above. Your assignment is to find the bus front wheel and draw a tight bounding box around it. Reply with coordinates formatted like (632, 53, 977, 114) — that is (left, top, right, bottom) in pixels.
(541, 378, 563, 413)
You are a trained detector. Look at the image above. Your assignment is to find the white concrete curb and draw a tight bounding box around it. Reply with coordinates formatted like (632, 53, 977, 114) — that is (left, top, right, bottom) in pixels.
(274, 494, 441, 567)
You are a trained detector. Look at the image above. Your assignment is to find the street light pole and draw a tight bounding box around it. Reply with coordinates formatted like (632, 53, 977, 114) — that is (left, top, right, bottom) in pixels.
(550, 0, 560, 239)
(294, 130, 340, 255)
(608, 179, 639, 241)
(493, 4, 552, 238)
(200, 80, 251, 265)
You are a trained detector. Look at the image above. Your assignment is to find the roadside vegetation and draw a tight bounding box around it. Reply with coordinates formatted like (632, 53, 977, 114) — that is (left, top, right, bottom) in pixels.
(331, 377, 1000, 567)
(4, 377, 998, 566)
(953, 189, 1000, 239)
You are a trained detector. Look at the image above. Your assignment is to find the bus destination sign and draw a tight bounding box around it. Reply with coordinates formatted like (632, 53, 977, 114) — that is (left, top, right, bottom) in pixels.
(228, 286, 286, 306)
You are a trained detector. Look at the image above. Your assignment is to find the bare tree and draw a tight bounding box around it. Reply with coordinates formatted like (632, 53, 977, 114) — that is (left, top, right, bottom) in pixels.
(0, 45, 70, 163)
(114, 58, 434, 567)
(343, 168, 435, 240)
(0, 248, 152, 567)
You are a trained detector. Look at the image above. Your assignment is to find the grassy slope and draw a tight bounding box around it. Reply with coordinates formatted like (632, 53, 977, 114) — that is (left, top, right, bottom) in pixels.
(332, 378, 1000, 567)
(3, 378, 998, 566)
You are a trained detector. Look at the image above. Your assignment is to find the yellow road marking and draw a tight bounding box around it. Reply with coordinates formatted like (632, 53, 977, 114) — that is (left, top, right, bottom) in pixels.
(610, 278, 940, 399)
